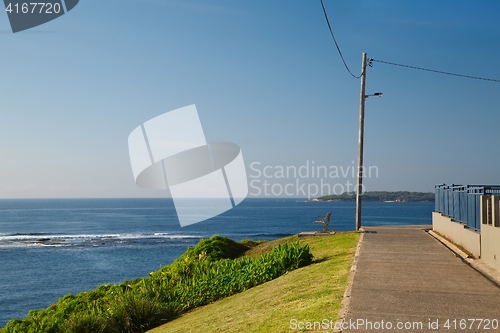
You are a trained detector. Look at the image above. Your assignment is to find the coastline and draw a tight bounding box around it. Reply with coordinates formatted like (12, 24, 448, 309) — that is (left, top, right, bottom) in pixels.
(1, 235, 316, 333)
(309, 190, 435, 203)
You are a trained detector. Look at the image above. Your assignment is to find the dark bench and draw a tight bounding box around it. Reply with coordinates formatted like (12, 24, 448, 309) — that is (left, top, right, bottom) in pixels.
(313, 212, 332, 232)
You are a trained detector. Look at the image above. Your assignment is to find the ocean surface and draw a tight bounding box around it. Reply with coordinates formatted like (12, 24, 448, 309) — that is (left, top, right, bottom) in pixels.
(0, 198, 434, 327)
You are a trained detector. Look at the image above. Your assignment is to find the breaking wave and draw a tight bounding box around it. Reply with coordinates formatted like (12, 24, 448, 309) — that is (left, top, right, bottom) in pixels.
(0, 232, 202, 248)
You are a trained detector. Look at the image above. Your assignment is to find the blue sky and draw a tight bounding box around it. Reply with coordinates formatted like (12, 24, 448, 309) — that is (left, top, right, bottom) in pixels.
(1, 0, 499, 198)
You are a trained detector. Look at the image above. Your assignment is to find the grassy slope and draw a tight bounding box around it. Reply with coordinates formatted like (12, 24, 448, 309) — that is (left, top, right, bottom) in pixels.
(148, 232, 359, 333)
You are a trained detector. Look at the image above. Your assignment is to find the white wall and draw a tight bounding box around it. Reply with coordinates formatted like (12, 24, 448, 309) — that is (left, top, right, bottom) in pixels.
(432, 212, 481, 258)
(480, 196, 500, 271)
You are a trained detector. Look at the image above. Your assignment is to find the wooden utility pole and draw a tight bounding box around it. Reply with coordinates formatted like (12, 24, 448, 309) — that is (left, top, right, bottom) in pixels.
(355, 52, 367, 231)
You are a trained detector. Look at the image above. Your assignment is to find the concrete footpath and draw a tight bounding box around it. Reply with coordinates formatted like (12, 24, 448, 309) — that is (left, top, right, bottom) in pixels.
(341, 226, 500, 332)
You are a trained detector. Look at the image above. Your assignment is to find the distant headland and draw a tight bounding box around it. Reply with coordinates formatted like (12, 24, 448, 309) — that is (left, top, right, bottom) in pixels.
(310, 191, 434, 202)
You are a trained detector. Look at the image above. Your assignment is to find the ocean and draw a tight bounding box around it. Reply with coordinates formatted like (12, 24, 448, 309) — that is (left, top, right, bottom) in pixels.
(0, 198, 434, 327)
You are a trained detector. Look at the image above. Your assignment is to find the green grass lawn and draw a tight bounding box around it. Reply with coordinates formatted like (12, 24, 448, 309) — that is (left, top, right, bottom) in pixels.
(148, 232, 359, 333)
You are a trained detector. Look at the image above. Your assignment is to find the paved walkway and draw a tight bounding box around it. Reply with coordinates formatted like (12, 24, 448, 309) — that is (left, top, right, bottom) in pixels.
(342, 226, 500, 332)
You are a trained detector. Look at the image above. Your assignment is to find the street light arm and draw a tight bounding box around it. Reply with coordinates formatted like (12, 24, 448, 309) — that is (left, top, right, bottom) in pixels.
(364, 92, 383, 99)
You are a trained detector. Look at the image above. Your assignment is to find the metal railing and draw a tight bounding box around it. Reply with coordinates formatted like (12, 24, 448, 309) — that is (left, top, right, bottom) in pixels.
(435, 184, 500, 231)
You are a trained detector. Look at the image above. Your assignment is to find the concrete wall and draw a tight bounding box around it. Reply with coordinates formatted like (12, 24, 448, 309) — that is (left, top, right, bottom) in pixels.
(480, 196, 500, 271)
(432, 212, 481, 258)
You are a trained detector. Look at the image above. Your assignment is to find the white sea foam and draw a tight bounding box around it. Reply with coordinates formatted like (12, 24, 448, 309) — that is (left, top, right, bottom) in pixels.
(0, 233, 201, 248)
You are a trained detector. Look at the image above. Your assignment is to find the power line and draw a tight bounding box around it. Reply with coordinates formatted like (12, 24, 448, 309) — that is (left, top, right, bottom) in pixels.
(319, 0, 361, 79)
(371, 59, 500, 83)
(318, 1, 499, 83)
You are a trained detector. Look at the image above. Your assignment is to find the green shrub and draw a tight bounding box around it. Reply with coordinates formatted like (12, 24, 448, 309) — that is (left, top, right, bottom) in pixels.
(105, 294, 173, 333)
(60, 313, 108, 333)
(175, 235, 249, 262)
